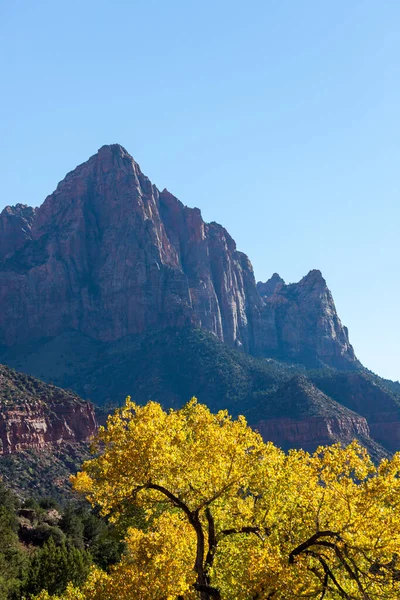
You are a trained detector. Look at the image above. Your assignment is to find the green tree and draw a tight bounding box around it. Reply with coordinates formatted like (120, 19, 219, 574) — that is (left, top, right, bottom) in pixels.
(23, 538, 91, 597)
(60, 507, 85, 550)
(0, 481, 28, 599)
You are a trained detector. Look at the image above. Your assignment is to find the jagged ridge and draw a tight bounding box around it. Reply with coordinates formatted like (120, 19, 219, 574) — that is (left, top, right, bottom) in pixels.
(0, 144, 356, 369)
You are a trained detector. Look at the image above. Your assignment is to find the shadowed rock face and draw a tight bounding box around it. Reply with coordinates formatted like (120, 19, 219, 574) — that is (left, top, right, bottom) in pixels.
(0, 204, 36, 261)
(257, 273, 284, 297)
(312, 372, 400, 452)
(0, 144, 357, 369)
(256, 271, 357, 368)
(0, 364, 97, 454)
(250, 375, 387, 459)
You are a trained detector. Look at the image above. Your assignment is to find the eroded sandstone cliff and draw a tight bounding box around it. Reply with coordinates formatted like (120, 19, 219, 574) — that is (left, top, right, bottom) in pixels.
(0, 144, 356, 369)
(256, 270, 357, 368)
(312, 372, 400, 452)
(0, 365, 97, 454)
(250, 375, 387, 459)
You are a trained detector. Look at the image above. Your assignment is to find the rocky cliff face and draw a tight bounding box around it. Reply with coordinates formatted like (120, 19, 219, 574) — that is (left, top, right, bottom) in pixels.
(256, 271, 357, 368)
(250, 376, 386, 459)
(0, 365, 97, 454)
(0, 144, 356, 369)
(0, 204, 36, 262)
(312, 372, 400, 452)
(256, 416, 369, 451)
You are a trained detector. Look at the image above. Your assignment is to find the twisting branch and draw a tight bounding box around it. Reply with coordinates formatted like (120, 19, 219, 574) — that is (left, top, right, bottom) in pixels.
(334, 545, 371, 599)
(319, 570, 329, 600)
(141, 483, 194, 522)
(304, 550, 350, 599)
(219, 525, 270, 542)
(289, 530, 342, 564)
(131, 482, 213, 599)
(290, 529, 372, 600)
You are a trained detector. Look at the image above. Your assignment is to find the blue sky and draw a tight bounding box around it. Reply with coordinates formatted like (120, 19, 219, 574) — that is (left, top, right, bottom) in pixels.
(1, 0, 399, 380)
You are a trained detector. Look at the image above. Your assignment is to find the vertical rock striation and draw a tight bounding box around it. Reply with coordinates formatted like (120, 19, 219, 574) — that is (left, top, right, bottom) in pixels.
(0, 144, 357, 369)
(256, 270, 357, 368)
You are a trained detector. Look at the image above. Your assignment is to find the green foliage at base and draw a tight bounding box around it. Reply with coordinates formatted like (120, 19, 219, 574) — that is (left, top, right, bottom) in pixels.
(0, 444, 92, 502)
(0, 481, 127, 600)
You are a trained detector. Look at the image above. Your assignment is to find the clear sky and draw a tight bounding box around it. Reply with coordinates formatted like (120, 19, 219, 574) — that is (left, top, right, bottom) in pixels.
(1, 0, 399, 380)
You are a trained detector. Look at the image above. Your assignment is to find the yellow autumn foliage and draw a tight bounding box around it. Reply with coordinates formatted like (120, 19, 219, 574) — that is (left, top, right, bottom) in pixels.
(40, 398, 400, 599)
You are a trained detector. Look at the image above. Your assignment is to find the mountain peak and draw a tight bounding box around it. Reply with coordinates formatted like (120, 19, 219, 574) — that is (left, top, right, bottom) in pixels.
(99, 142, 127, 152)
(300, 269, 327, 287)
(1, 203, 35, 217)
(91, 143, 139, 174)
(97, 143, 132, 159)
(56, 144, 139, 191)
(0, 204, 36, 261)
(257, 273, 285, 297)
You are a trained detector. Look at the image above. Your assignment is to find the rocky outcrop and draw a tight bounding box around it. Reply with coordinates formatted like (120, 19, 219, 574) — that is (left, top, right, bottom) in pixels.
(256, 416, 368, 451)
(250, 376, 386, 458)
(313, 372, 400, 452)
(0, 204, 36, 261)
(158, 188, 262, 350)
(0, 145, 261, 352)
(257, 273, 284, 297)
(0, 365, 97, 454)
(0, 144, 356, 369)
(256, 271, 357, 368)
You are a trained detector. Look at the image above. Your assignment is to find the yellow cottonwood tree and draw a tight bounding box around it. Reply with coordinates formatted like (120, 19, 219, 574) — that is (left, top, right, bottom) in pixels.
(65, 398, 400, 600)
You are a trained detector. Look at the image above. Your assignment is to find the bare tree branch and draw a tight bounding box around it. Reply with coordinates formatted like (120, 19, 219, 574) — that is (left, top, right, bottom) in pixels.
(304, 550, 350, 600)
(289, 530, 342, 564)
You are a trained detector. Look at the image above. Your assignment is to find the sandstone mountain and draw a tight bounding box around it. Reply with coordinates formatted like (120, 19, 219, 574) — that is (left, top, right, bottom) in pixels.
(256, 269, 356, 368)
(0, 143, 398, 460)
(0, 144, 355, 369)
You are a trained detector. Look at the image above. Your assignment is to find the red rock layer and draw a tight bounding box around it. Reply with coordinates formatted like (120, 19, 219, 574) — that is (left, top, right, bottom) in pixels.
(256, 415, 370, 451)
(0, 144, 357, 369)
(0, 364, 97, 455)
(0, 400, 97, 454)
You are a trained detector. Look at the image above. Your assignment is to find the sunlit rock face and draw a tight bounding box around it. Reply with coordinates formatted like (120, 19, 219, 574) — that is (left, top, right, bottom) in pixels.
(0, 144, 357, 370)
(0, 364, 97, 454)
(256, 270, 357, 368)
